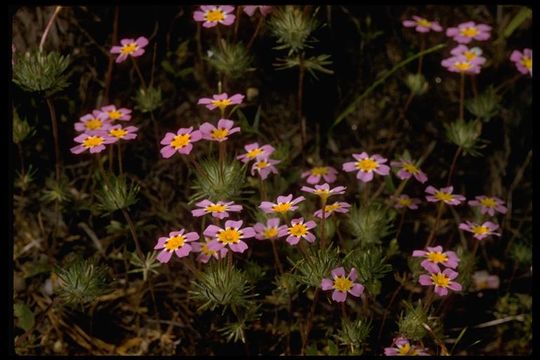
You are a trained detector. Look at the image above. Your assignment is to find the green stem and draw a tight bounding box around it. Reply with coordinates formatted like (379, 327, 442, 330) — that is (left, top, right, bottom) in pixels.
(301, 288, 320, 355)
(425, 202, 444, 247)
(446, 146, 462, 186)
(131, 57, 147, 89)
(118, 143, 123, 175)
(46, 97, 61, 182)
(246, 14, 264, 50)
(459, 72, 465, 120)
(319, 197, 328, 248)
(270, 239, 283, 275)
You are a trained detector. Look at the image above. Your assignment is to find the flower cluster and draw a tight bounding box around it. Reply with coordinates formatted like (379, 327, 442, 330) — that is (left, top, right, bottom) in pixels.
(414, 245, 462, 296)
(237, 142, 280, 180)
(459, 195, 505, 241)
(442, 21, 491, 74)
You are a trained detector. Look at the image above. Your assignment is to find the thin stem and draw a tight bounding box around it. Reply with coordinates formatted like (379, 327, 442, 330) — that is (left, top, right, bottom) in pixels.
(17, 143, 25, 177)
(423, 288, 435, 311)
(118, 143, 123, 175)
(102, 5, 119, 105)
(446, 146, 462, 186)
(270, 239, 283, 275)
(417, 35, 426, 74)
(319, 197, 327, 248)
(150, 42, 158, 88)
(131, 57, 147, 89)
(395, 211, 406, 243)
(377, 281, 404, 343)
(46, 97, 61, 182)
(219, 141, 226, 177)
(301, 288, 320, 355)
(470, 239, 480, 257)
(459, 72, 465, 120)
(233, 6, 241, 41)
(195, 23, 206, 81)
(149, 110, 161, 154)
(259, 176, 267, 201)
(108, 146, 114, 172)
(425, 202, 444, 248)
(298, 54, 306, 162)
(246, 14, 264, 50)
(39, 6, 62, 52)
(470, 75, 478, 98)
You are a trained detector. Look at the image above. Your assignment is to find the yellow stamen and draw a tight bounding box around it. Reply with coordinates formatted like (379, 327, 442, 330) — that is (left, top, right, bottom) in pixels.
(217, 227, 241, 245)
(333, 276, 353, 292)
(108, 110, 123, 120)
(426, 251, 448, 264)
(398, 343, 418, 355)
(109, 128, 127, 138)
(255, 160, 269, 169)
(434, 191, 453, 202)
(82, 136, 104, 148)
(272, 202, 291, 213)
(85, 118, 103, 130)
(164, 234, 186, 252)
(311, 166, 329, 176)
(263, 227, 278, 239)
(463, 50, 477, 61)
(398, 197, 412, 207)
(355, 158, 378, 172)
(205, 9, 225, 23)
(454, 61, 472, 72)
(206, 203, 227, 213)
(171, 134, 191, 149)
(431, 272, 450, 288)
(521, 56, 532, 71)
(479, 197, 497, 208)
(211, 128, 229, 140)
(460, 26, 479, 37)
(246, 147, 263, 159)
(121, 43, 138, 55)
(472, 225, 489, 235)
(289, 223, 308, 237)
(403, 162, 419, 174)
(201, 243, 217, 256)
(416, 18, 432, 27)
(324, 203, 340, 213)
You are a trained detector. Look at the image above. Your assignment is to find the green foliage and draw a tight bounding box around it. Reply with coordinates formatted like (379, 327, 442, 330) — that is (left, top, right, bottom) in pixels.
(133, 86, 162, 113)
(218, 304, 261, 343)
(128, 251, 160, 282)
(398, 300, 429, 341)
(334, 317, 372, 355)
(41, 176, 71, 204)
(189, 261, 257, 313)
(405, 73, 428, 96)
(445, 119, 486, 156)
(14, 302, 35, 332)
(509, 239, 532, 267)
(161, 39, 193, 79)
(15, 165, 38, 192)
(95, 172, 140, 214)
(347, 202, 395, 249)
(455, 245, 475, 292)
(55, 256, 110, 307)
(266, 273, 298, 307)
(12, 50, 70, 96)
(494, 293, 532, 354)
(12, 109, 35, 144)
(208, 40, 253, 79)
(275, 54, 334, 79)
(466, 86, 500, 122)
(291, 245, 340, 289)
(269, 6, 318, 56)
(191, 158, 247, 203)
(344, 247, 392, 296)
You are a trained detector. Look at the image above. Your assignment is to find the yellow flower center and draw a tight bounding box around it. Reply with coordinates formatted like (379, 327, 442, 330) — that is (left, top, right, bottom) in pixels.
(333, 276, 353, 292)
(109, 128, 127, 138)
(205, 9, 225, 23)
(355, 158, 378, 172)
(403, 162, 419, 174)
(460, 26, 479, 37)
(201, 243, 217, 256)
(255, 160, 269, 169)
(108, 110, 123, 120)
(289, 223, 308, 237)
(85, 118, 103, 130)
(121, 42, 138, 55)
(217, 227, 241, 245)
(431, 272, 451, 288)
(272, 202, 292, 213)
(416, 18, 432, 27)
(314, 189, 330, 196)
(246, 147, 263, 159)
(398, 197, 412, 206)
(164, 234, 186, 252)
(521, 56, 532, 70)
(324, 203, 341, 213)
(434, 191, 453, 202)
(454, 61, 472, 72)
(211, 128, 229, 140)
(206, 203, 227, 213)
(479, 197, 497, 208)
(398, 343, 418, 355)
(171, 134, 191, 149)
(426, 251, 448, 264)
(472, 225, 489, 235)
(463, 50, 477, 61)
(311, 166, 329, 176)
(82, 136, 104, 148)
(263, 227, 278, 239)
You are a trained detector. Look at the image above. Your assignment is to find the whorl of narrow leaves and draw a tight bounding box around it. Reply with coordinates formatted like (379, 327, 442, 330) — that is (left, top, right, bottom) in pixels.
(12, 109, 35, 144)
(191, 158, 247, 203)
(95, 172, 140, 214)
(398, 301, 430, 341)
(335, 318, 372, 354)
(466, 86, 500, 122)
(444, 119, 485, 156)
(208, 40, 254, 80)
(347, 202, 396, 249)
(344, 247, 392, 296)
(268, 6, 318, 56)
(292, 245, 339, 288)
(218, 304, 261, 344)
(12, 50, 70, 96)
(133, 86, 162, 113)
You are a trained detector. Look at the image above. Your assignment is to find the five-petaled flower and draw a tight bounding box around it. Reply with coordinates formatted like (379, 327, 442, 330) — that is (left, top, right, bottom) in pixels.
(204, 220, 255, 253)
(251, 158, 280, 180)
(200, 119, 240, 142)
(70, 132, 116, 154)
(160, 127, 202, 158)
(446, 21, 492, 44)
(193, 6, 236, 28)
(243, 5, 272, 17)
(110, 37, 149, 63)
(301, 183, 346, 202)
(99, 105, 132, 122)
(402, 16, 443, 33)
(198, 92, 244, 112)
(191, 237, 228, 263)
(279, 217, 317, 245)
(393, 194, 421, 210)
(391, 158, 428, 183)
(301, 166, 338, 184)
(342, 152, 390, 182)
(192, 200, 242, 219)
(441, 55, 482, 74)
(254, 218, 286, 240)
(321, 267, 364, 303)
(154, 229, 200, 263)
(450, 45, 487, 65)
(237, 142, 275, 163)
(75, 111, 111, 133)
(259, 194, 305, 214)
(314, 201, 351, 219)
(419, 268, 462, 296)
(425, 186, 465, 206)
(384, 337, 430, 356)
(412, 246, 460, 273)
(107, 125, 138, 142)
(468, 195, 507, 216)
(459, 221, 500, 240)
(510, 48, 532, 77)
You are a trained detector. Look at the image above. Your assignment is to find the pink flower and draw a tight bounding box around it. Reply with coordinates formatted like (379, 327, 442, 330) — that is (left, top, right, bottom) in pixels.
(314, 201, 351, 219)
(301, 166, 338, 184)
(425, 186, 465, 206)
(412, 245, 460, 273)
(160, 127, 202, 158)
(204, 220, 255, 254)
(510, 48, 532, 76)
(402, 16, 443, 33)
(458, 221, 500, 240)
(191, 237, 228, 263)
(107, 125, 138, 142)
(199, 119, 240, 142)
(193, 6, 236, 28)
(450, 45, 487, 65)
(154, 229, 200, 263)
(251, 158, 280, 180)
(441, 55, 482, 74)
(253, 218, 287, 240)
(70, 132, 116, 154)
(321, 267, 364, 303)
(99, 105, 132, 122)
(468, 195, 507, 216)
(393, 194, 421, 210)
(237, 142, 275, 163)
(191, 200, 242, 219)
(342, 152, 390, 182)
(278, 217, 317, 246)
(259, 194, 305, 214)
(110, 36, 149, 63)
(472, 270, 500, 290)
(243, 5, 272, 17)
(446, 21, 492, 44)
(419, 268, 462, 296)
(198, 92, 244, 112)
(301, 183, 346, 201)
(390, 158, 428, 183)
(74, 111, 111, 133)
(384, 337, 430, 356)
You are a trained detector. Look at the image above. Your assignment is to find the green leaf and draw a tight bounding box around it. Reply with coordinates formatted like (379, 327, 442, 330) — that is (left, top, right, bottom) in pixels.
(14, 303, 35, 332)
(503, 7, 532, 39)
